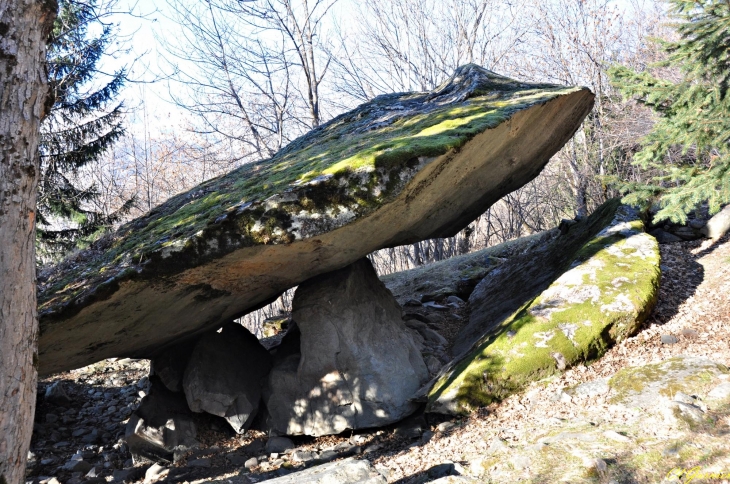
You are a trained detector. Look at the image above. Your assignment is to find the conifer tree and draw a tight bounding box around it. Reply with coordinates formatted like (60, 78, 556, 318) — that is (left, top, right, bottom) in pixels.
(609, 0, 730, 223)
(38, 0, 131, 259)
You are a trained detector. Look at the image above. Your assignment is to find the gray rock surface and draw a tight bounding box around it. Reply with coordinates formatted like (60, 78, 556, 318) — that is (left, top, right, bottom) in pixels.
(257, 458, 386, 484)
(45, 382, 72, 406)
(264, 437, 295, 454)
(649, 228, 683, 244)
(37, 65, 594, 376)
(264, 258, 429, 436)
(454, 201, 642, 357)
(701, 204, 730, 239)
(150, 341, 196, 393)
(124, 378, 198, 464)
(183, 323, 272, 434)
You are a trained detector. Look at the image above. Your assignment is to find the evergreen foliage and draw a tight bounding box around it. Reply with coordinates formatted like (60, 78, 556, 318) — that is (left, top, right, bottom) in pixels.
(38, 0, 132, 258)
(609, 0, 730, 223)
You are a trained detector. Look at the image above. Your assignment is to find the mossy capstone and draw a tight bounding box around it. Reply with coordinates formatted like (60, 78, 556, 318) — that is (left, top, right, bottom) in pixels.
(37, 64, 594, 375)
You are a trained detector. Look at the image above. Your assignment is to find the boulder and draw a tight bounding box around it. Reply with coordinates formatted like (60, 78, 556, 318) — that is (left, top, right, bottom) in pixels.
(264, 258, 429, 436)
(701, 204, 730, 240)
(428, 201, 661, 414)
(44, 381, 72, 406)
(183, 323, 272, 434)
(124, 377, 198, 464)
(37, 65, 594, 375)
(257, 458, 386, 484)
(150, 340, 196, 393)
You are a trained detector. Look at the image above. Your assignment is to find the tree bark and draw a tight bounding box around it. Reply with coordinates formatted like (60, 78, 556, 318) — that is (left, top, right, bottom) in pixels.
(0, 2, 57, 483)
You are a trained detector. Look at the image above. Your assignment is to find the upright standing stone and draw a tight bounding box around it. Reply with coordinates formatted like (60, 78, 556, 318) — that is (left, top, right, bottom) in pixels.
(183, 323, 272, 434)
(265, 258, 428, 436)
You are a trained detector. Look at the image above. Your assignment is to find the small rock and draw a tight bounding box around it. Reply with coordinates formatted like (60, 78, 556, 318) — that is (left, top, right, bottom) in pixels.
(445, 295, 464, 306)
(708, 382, 730, 401)
(40, 458, 56, 466)
(333, 442, 356, 452)
(660, 334, 678, 345)
(428, 463, 458, 479)
(584, 457, 608, 476)
(81, 429, 99, 444)
(226, 452, 249, 466)
(265, 436, 295, 454)
(664, 401, 705, 422)
(673, 392, 696, 405)
(363, 443, 382, 454)
(53, 441, 71, 449)
(112, 468, 134, 483)
(187, 458, 211, 468)
(422, 301, 449, 311)
(72, 428, 89, 438)
(649, 228, 683, 244)
(45, 382, 72, 406)
(681, 328, 699, 339)
(63, 460, 92, 473)
(437, 421, 455, 433)
(85, 467, 101, 479)
(244, 457, 258, 469)
(290, 450, 314, 463)
(45, 414, 59, 424)
(603, 430, 631, 442)
(317, 450, 337, 462)
(404, 299, 422, 307)
(144, 463, 169, 483)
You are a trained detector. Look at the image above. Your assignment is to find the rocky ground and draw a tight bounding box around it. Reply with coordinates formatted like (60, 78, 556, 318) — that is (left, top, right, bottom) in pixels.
(27, 233, 730, 484)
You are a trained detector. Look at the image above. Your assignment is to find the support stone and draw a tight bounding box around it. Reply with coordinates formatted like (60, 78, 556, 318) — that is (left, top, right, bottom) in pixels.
(264, 258, 428, 436)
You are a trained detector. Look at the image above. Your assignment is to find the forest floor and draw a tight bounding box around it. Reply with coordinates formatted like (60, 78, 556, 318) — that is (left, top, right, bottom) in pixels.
(27, 233, 730, 484)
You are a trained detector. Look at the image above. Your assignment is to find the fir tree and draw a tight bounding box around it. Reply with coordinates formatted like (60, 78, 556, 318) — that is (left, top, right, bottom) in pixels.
(38, 0, 132, 259)
(609, 0, 730, 223)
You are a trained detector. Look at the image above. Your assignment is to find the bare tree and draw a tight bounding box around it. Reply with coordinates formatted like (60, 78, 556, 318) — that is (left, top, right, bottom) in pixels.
(160, 0, 338, 160)
(0, 1, 57, 482)
(329, 0, 531, 103)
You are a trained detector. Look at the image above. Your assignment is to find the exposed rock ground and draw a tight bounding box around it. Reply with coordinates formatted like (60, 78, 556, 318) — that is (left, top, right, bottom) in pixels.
(28, 233, 730, 484)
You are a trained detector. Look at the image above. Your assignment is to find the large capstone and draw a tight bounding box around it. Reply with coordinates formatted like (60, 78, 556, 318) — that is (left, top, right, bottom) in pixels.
(37, 65, 594, 375)
(183, 323, 272, 434)
(264, 258, 428, 436)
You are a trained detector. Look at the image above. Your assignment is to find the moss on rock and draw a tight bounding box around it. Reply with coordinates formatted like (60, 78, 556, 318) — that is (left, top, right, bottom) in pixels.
(608, 357, 729, 408)
(428, 202, 661, 414)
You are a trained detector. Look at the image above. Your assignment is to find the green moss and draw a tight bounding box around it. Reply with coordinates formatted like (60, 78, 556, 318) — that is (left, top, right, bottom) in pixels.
(428, 202, 660, 413)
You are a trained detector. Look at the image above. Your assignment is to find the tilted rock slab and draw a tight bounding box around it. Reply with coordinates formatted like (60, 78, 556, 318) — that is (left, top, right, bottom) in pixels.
(258, 458, 386, 484)
(37, 64, 594, 375)
(264, 258, 429, 436)
(428, 201, 661, 414)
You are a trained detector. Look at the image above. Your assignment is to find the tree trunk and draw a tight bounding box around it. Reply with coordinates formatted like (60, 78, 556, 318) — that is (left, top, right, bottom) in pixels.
(0, 2, 57, 483)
